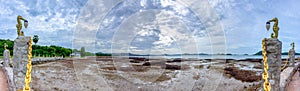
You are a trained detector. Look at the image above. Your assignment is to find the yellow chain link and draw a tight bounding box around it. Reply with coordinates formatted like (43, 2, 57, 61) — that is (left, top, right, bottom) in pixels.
(23, 37, 32, 91)
(262, 38, 271, 91)
(281, 53, 289, 70)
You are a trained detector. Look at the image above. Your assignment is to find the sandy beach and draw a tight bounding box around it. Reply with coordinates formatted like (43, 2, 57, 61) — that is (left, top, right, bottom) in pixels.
(29, 56, 264, 91)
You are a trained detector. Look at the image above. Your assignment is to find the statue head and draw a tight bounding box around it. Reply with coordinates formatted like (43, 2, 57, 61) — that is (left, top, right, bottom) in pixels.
(17, 15, 28, 28)
(17, 15, 23, 20)
(291, 42, 295, 49)
(4, 43, 7, 50)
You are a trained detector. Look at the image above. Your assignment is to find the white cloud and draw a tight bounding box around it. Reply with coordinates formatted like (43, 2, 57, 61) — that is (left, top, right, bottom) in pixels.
(91, 0, 226, 54)
(72, 0, 122, 52)
(3, 0, 299, 54)
(160, 0, 173, 7)
(0, 0, 87, 50)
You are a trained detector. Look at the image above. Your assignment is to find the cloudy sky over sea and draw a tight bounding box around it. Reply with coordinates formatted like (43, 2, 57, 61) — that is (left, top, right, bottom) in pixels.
(0, 0, 299, 54)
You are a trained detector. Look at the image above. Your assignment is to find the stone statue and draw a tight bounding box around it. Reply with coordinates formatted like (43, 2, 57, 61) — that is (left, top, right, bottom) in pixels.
(291, 42, 295, 50)
(2, 43, 16, 91)
(289, 42, 295, 67)
(3, 43, 13, 67)
(266, 17, 279, 39)
(261, 38, 282, 91)
(13, 36, 32, 90)
(16, 15, 28, 36)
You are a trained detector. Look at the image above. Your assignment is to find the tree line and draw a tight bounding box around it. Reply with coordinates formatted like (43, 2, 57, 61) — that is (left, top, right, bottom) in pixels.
(0, 39, 72, 57)
(1, 39, 112, 58)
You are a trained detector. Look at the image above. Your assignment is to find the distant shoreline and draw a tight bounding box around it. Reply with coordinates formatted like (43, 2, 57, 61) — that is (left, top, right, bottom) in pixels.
(101, 54, 300, 60)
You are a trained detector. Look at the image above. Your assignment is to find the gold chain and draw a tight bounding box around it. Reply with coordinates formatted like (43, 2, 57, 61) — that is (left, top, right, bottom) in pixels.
(23, 37, 32, 91)
(262, 38, 271, 91)
(281, 53, 289, 70)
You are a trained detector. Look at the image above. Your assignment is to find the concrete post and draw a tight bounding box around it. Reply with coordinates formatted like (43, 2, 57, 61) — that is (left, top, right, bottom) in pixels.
(12, 36, 31, 89)
(262, 38, 282, 91)
(288, 49, 295, 67)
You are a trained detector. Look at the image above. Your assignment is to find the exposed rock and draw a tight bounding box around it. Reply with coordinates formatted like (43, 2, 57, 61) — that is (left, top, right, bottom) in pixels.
(142, 62, 151, 66)
(129, 57, 148, 63)
(237, 59, 261, 63)
(224, 67, 260, 82)
(165, 64, 181, 70)
(142, 61, 165, 66)
(167, 58, 182, 63)
(129, 59, 144, 63)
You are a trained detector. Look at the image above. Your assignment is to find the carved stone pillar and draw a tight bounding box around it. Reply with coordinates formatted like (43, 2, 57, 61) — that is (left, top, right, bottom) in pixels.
(12, 36, 31, 89)
(288, 49, 295, 67)
(262, 38, 282, 91)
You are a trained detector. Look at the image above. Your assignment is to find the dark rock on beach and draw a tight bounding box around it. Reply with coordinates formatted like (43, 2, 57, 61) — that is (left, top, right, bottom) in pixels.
(165, 64, 181, 70)
(167, 58, 182, 63)
(142, 61, 165, 66)
(224, 67, 261, 82)
(129, 57, 149, 63)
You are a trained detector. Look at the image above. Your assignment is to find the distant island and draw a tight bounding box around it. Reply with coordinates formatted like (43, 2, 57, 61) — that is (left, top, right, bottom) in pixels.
(103, 51, 300, 57)
(108, 53, 250, 56)
(254, 51, 300, 55)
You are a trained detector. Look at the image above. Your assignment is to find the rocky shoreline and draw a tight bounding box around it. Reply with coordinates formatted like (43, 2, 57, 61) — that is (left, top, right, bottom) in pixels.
(0, 56, 267, 90)
(26, 56, 265, 90)
(0, 56, 268, 90)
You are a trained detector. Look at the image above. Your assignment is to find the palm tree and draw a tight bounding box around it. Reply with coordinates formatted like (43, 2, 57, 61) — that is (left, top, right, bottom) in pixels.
(33, 35, 39, 45)
(33, 35, 39, 57)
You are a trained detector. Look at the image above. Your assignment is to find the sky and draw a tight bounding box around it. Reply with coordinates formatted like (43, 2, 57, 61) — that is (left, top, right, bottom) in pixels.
(0, 0, 299, 54)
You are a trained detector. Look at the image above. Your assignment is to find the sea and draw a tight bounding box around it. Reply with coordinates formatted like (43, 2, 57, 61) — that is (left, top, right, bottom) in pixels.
(123, 55, 300, 60)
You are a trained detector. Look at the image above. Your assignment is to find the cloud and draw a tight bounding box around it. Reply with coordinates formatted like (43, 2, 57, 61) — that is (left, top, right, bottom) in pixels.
(206, 0, 300, 54)
(2, 0, 299, 54)
(0, 0, 226, 54)
(73, 0, 123, 52)
(73, 0, 227, 54)
(0, 0, 87, 49)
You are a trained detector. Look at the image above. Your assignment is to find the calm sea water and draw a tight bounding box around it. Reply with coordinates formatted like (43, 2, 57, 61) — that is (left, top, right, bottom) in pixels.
(124, 55, 300, 60)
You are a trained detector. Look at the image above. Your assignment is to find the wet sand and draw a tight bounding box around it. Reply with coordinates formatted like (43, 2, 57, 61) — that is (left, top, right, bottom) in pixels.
(30, 57, 262, 91)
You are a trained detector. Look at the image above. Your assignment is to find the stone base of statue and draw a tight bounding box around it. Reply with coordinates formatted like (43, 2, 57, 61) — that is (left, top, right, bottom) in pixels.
(288, 49, 295, 67)
(12, 36, 31, 89)
(262, 38, 282, 91)
(2, 49, 16, 91)
(3, 67, 15, 91)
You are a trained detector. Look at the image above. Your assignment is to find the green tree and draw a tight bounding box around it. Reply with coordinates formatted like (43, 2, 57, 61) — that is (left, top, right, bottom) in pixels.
(33, 35, 39, 57)
(33, 35, 39, 45)
(1, 38, 73, 58)
(80, 47, 85, 57)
